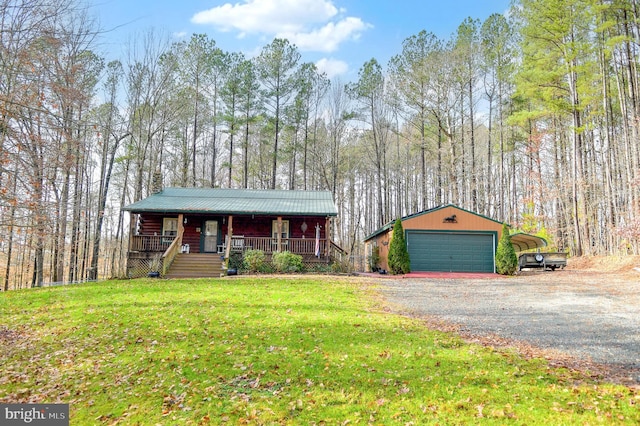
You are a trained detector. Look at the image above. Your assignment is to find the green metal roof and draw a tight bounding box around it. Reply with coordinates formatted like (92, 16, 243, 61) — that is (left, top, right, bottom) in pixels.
(122, 187, 338, 216)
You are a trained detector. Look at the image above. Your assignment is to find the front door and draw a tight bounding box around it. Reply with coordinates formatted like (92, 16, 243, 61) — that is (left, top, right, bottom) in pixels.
(203, 220, 218, 253)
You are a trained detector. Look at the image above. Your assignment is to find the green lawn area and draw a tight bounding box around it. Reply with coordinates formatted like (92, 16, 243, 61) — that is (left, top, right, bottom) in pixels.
(1, 276, 638, 424)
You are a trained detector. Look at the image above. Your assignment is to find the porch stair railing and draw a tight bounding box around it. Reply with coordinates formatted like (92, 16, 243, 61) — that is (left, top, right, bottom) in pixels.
(330, 241, 348, 262)
(161, 236, 182, 276)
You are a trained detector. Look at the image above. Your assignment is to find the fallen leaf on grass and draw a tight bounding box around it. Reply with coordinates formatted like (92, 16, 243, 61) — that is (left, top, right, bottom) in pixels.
(162, 392, 186, 415)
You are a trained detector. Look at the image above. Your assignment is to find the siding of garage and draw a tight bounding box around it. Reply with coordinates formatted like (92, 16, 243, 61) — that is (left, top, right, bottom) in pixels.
(406, 231, 496, 272)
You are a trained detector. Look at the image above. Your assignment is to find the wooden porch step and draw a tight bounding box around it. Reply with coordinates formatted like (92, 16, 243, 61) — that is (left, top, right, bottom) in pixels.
(164, 253, 224, 278)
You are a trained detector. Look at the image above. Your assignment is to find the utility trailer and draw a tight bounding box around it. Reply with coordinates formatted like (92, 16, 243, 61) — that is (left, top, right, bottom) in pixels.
(518, 252, 567, 271)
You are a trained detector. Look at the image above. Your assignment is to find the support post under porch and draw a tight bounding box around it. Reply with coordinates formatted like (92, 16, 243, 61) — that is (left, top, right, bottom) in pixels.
(325, 216, 331, 258)
(276, 216, 283, 252)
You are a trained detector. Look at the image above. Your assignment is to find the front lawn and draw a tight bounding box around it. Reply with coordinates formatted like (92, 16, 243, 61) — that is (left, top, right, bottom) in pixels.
(1, 276, 638, 424)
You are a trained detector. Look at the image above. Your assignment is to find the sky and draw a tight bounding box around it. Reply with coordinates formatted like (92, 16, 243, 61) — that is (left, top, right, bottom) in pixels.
(90, 0, 512, 80)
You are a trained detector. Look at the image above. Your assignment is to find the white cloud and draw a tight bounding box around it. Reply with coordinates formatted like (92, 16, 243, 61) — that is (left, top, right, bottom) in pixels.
(192, 0, 337, 33)
(191, 0, 370, 53)
(315, 58, 348, 78)
(173, 31, 188, 39)
(278, 17, 370, 53)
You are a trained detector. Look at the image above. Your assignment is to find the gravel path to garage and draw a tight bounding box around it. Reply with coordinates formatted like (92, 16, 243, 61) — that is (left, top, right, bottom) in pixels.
(375, 270, 640, 385)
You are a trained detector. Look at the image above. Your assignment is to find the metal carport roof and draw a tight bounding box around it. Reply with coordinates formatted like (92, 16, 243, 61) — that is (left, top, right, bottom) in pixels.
(510, 232, 547, 251)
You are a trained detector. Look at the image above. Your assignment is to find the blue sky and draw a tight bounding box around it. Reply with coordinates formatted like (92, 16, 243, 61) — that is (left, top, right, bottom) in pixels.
(91, 0, 511, 80)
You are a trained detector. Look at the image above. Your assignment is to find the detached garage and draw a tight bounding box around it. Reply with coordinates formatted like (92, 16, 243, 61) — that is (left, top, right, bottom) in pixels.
(364, 204, 545, 273)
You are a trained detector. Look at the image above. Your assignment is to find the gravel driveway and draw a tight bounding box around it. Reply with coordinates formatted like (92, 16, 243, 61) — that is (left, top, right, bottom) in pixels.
(376, 270, 640, 384)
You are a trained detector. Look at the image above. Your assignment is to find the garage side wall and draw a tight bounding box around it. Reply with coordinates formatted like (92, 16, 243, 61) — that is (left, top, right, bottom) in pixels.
(366, 231, 392, 272)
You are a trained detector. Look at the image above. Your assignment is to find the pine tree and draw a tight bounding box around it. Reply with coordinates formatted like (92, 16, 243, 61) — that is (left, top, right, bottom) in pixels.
(388, 219, 411, 274)
(496, 223, 517, 275)
(255, 38, 301, 189)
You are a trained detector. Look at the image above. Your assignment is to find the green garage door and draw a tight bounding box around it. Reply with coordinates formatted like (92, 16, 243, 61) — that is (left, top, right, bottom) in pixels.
(406, 232, 495, 272)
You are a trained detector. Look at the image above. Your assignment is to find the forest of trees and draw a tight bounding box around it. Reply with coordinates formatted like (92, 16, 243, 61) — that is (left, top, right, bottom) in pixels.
(2, 0, 640, 289)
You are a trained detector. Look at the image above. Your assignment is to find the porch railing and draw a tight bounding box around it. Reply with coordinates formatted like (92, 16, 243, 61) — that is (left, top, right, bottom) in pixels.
(130, 235, 331, 256)
(130, 235, 171, 252)
(235, 237, 328, 256)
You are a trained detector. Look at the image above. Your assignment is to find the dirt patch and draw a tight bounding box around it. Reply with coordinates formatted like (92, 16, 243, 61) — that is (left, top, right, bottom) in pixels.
(566, 255, 640, 273)
(0, 327, 27, 345)
(518, 255, 640, 286)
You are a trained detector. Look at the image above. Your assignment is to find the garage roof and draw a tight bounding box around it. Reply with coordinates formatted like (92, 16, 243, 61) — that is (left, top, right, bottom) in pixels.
(364, 204, 548, 251)
(364, 204, 503, 242)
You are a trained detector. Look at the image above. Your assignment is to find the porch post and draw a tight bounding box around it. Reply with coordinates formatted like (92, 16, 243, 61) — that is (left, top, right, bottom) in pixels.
(128, 212, 136, 251)
(177, 213, 184, 247)
(325, 216, 331, 258)
(127, 213, 136, 275)
(224, 215, 233, 260)
(276, 216, 283, 252)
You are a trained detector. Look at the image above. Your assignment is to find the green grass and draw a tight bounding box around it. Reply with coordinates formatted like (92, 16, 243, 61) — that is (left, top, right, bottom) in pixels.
(1, 276, 638, 424)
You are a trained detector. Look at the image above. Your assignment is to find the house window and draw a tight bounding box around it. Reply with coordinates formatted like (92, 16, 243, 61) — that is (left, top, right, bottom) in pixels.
(272, 220, 290, 239)
(163, 217, 178, 243)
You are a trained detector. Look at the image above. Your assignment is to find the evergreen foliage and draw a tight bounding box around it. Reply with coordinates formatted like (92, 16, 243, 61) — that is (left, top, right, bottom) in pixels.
(496, 223, 518, 275)
(519, 202, 555, 251)
(272, 251, 304, 273)
(242, 249, 266, 273)
(369, 245, 381, 272)
(388, 219, 411, 274)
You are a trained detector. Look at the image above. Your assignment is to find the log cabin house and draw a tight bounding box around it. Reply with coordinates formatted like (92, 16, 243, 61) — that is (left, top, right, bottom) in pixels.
(122, 187, 341, 278)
